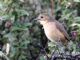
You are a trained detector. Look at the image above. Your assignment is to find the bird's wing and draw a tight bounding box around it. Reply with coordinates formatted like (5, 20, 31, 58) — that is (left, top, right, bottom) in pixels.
(55, 21, 70, 41)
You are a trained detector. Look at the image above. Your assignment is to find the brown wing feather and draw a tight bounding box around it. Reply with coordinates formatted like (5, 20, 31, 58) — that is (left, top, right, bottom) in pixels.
(55, 20, 70, 41)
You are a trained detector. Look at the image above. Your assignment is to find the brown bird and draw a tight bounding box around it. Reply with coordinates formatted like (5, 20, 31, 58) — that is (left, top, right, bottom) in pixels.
(36, 13, 70, 52)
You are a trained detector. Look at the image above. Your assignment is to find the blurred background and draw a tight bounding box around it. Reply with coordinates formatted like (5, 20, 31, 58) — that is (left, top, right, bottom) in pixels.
(0, 0, 80, 60)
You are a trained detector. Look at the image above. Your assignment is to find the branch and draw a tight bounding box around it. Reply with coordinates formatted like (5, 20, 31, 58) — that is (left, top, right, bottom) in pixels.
(50, 0, 54, 16)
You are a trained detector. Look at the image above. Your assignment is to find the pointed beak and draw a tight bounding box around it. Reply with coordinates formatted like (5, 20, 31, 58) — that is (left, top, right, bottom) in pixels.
(34, 18, 40, 21)
(34, 18, 41, 23)
(34, 18, 37, 21)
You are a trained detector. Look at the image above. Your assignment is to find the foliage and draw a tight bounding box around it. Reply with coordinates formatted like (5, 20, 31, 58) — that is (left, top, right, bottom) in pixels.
(0, 0, 80, 60)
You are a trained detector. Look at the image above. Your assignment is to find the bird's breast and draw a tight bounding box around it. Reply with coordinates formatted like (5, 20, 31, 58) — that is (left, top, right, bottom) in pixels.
(43, 22, 65, 42)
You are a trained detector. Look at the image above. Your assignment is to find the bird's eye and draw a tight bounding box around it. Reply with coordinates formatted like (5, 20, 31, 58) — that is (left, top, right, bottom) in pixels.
(41, 16, 43, 18)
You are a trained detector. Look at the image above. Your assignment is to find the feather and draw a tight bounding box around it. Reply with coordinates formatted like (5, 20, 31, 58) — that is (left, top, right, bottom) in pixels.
(55, 20, 70, 41)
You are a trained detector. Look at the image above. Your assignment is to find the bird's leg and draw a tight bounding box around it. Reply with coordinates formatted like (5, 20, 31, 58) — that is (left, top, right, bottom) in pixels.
(57, 43, 65, 54)
(55, 38, 65, 54)
(66, 41, 74, 55)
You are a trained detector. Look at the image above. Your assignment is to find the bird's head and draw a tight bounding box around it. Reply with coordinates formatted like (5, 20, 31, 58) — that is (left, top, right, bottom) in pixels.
(35, 13, 51, 25)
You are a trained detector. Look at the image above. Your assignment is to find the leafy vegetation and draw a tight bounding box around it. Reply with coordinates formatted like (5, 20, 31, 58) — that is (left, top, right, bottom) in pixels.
(0, 0, 80, 60)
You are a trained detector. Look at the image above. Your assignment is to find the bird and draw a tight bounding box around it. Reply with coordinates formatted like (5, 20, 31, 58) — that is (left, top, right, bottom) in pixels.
(35, 13, 70, 53)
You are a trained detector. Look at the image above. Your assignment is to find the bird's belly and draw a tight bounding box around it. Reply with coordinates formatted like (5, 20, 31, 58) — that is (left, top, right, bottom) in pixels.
(44, 27, 64, 42)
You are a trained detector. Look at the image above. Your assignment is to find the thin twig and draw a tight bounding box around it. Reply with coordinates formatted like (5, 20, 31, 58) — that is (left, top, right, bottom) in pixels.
(50, 0, 54, 16)
(0, 51, 9, 60)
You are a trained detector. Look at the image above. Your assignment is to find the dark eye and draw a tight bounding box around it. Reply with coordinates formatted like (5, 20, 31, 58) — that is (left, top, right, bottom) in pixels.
(41, 16, 43, 18)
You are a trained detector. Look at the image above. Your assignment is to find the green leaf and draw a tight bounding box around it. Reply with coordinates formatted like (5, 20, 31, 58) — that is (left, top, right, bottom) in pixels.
(16, 9, 29, 16)
(74, 0, 80, 2)
(11, 26, 28, 31)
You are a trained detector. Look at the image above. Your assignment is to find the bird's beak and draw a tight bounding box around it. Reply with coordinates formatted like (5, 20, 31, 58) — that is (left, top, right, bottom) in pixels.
(34, 18, 41, 23)
(34, 18, 40, 21)
(34, 18, 37, 21)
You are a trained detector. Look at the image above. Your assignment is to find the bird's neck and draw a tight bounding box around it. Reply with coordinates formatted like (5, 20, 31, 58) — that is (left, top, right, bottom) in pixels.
(40, 19, 54, 25)
(42, 21, 54, 29)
